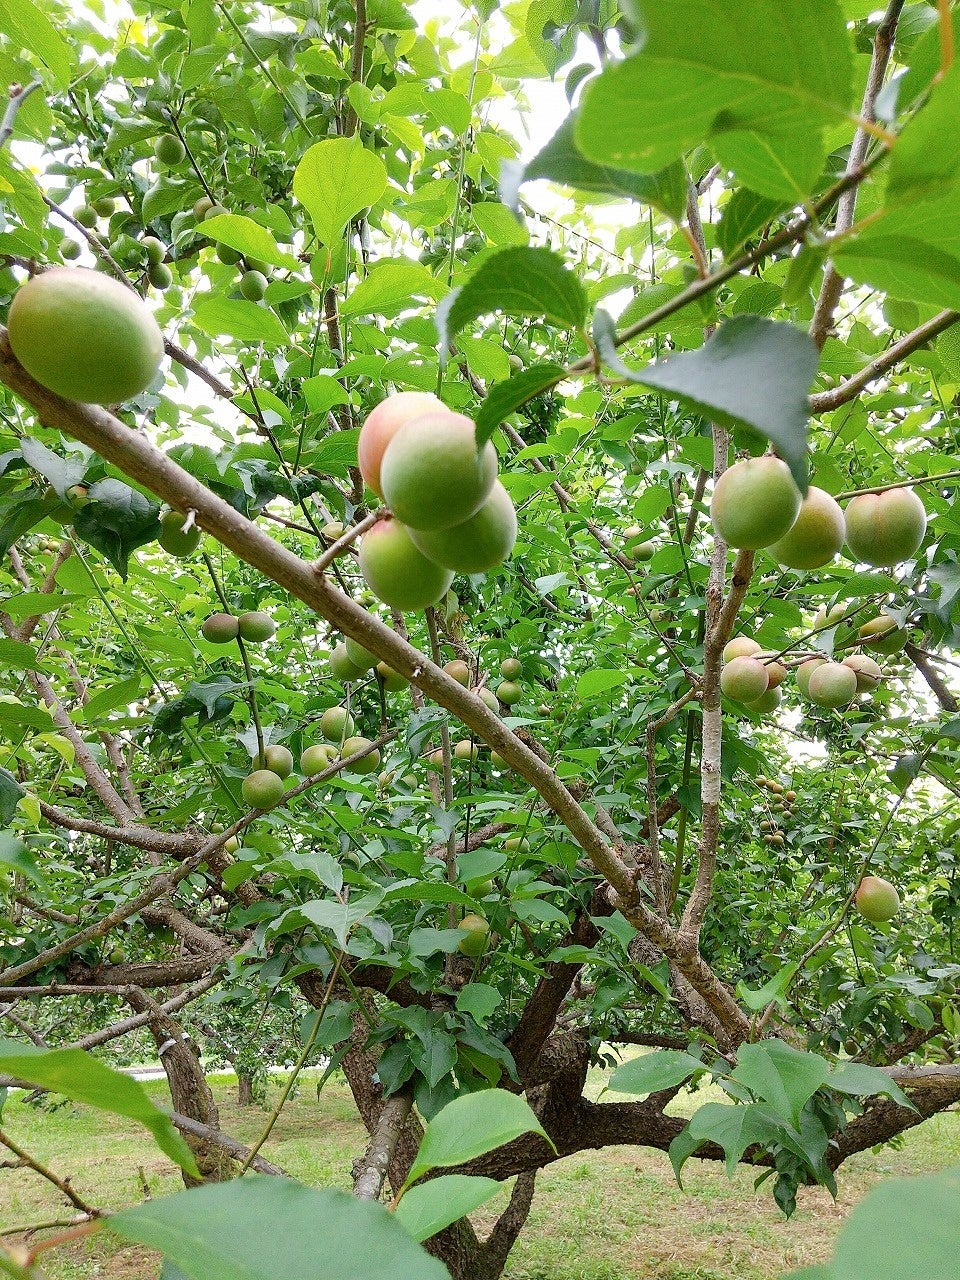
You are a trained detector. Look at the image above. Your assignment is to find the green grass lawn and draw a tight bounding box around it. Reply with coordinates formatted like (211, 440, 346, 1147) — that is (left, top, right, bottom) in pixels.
(1, 1063, 958, 1280)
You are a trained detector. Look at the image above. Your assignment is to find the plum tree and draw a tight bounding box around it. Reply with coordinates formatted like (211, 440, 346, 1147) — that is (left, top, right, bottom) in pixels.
(710, 457, 802, 549)
(158, 510, 201, 557)
(263, 745, 294, 778)
(238, 611, 276, 643)
(201, 613, 239, 644)
(358, 518, 453, 611)
(855, 874, 901, 922)
(409, 480, 517, 572)
(806, 661, 858, 708)
(844, 487, 927, 566)
(380, 411, 498, 531)
(320, 706, 355, 741)
(8, 268, 164, 404)
(357, 391, 444, 498)
(768, 486, 845, 569)
(720, 656, 769, 702)
(241, 768, 285, 809)
(456, 912, 490, 956)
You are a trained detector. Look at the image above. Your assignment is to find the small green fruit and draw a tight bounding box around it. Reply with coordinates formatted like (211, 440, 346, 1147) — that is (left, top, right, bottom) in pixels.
(204, 203, 228, 221)
(75, 204, 98, 228)
(341, 735, 380, 774)
(380, 411, 498, 532)
(443, 659, 470, 686)
(720, 656, 769, 703)
(239, 269, 268, 301)
(301, 743, 336, 775)
(154, 134, 186, 166)
(238, 611, 275, 643)
(796, 657, 827, 696)
(93, 197, 116, 217)
(453, 739, 478, 762)
(477, 687, 500, 713)
(408, 480, 517, 573)
(322, 521, 345, 543)
(841, 654, 882, 692)
(376, 661, 408, 691)
(500, 656, 522, 680)
(855, 874, 900, 922)
(806, 661, 857, 708)
(859, 615, 907, 654)
(456, 912, 490, 956)
(241, 768, 285, 809)
(768, 486, 845, 570)
(844, 488, 926, 567)
(224, 835, 240, 853)
(201, 612, 239, 644)
(344, 637, 377, 671)
(60, 238, 81, 260)
(263, 744, 294, 778)
(357, 391, 445, 498)
(710, 457, 803, 550)
(148, 262, 173, 290)
(216, 243, 241, 265)
(329, 643, 364, 682)
(497, 680, 522, 706)
(358, 518, 453, 612)
(722, 636, 761, 662)
(503, 836, 530, 853)
(321, 706, 355, 741)
(142, 237, 166, 266)
(158, 509, 201, 557)
(193, 196, 215, 219)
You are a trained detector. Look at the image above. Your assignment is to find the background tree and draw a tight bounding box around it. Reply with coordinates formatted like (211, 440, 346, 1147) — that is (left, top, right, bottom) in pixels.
(1, 0, 960, 1277)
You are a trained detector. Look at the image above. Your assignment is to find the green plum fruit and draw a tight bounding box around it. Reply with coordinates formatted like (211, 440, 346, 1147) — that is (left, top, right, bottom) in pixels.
(496, 680, 522, 706)
(500, 656, 522, 680)
(301, 742, 336, 775)
(344, 637, 377, 671)
(409, 480, 517, 572)
(855, 874, 900, 922)
(443, 659, 470, 686)
(859, 615, 907, 654)
(806, 661, 857, 708)
(329, 642, 364, 682)
(454, 738, 479, 762)
(75, 204, 98, 228)
(744, 684, 782, 715)
(376, 661, 408, 691)
(8, 267, 164, 405)
(263, 744, 294, 779)
(321, 706, 355, 741)
(795, 656, 826, 697)
(841, 654, 882, 692)
(158, 510, 201, 557)
(844, 487, 926, 566)
(148, 262, 173, 290)
(768, 486, 845, 569)
(239, 269, 267, 301)
(60, 238, 81, 260)
(201, 613, 239, 644)
(341, 735, 380, 774)
(357, 391, 444, 498)
(710, 457, 802, 550)
(720, 655, 769, 703)
(456, 912, 490, 956)
(380, 411, 498, 531)
(477, 687, 500, 713)
(238, 611, 275, 643)
(193, 196, 215, 219)
(154, 134, 186, 166)
(142, 237, 166, 266)
(241, 768, 285, 809)
(722, 636, 761, 661)
(358, 518, 453, 611)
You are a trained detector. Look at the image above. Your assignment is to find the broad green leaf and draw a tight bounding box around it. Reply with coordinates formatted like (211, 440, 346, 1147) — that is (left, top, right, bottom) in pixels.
(830, 1166, 960, 1280)
(0, 0, 75, 87)
(669, 1100, 784, 1181)
(456, 983, 502, 1023)
(0, 1041, 198, 1177)
(501, 115, 688, 220)
(384, 881, 481, 909)
(293, 136, 388, 249)
(826, 1061, 913, 1109)
(607, 1050, 704, 1098)
(475, 363, 566, 446)
(472, 202, 529, 247)
(0, 768, 23, 824)
(736, 962, 799, 1012)
(0, 832, 43, 885)
(594, 312, 815, 489)
(19, 436, 86, 497)
(192, 297, 289, 346)
(731, 1040, 829, 1129)
(395, 1174, 502, 1243)
(79, 675, 143, 724)
(72, 479, 162, 582)
(341, 261, 444, 318)
(436, 247, 587, 357)
(405, 1088, 552, 1187)
(0, 638, 41, 670)
(576, 0, 853, 201)
(575, 668, 631, 700)
(886, 60, 960, 205)
(198, 214, 298, 270)
(717, 190, 789, 257)
(111, 1178, 448, 1280)
(0, 700, 53, 730)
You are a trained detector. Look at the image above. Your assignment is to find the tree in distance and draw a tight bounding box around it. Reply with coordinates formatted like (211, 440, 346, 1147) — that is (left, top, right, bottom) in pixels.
(496, 680, 523, 706)
(454, 739, 479, 762)
(8, 268, 164, 405)
(859, 615, 908, 654)
(263, 745, 294, 779)
(376, 661, 408, 691)
(719, 655, 769, 703)
(409, 480, 518, 573)
(456, 912, 490, 956)
(241, 768, 285, 809)
(240, 270, 268, 302)
(501, 656, 523, 680)
(358, 518, 453, 611)
(768, 485, 845, 569)
(344, 637, 378, 671)
(844, 487, 927, 566)
(444, 659, 471, 686)
(341, 735, 380, 774)
(855, 874, 901, 922)
(806, 661, 858, 708)
(154, 133, 186, 166)
(722, 636, 761, 661)
(301, 742, 336, 775)
(201, 612, 239, 644)
(158, 510, 201, 557)
(796, 657, 827, 696)
(357, 391, 444, 498)
(238, 611, 275, 643)
(476, 687, 500, 713)
(842, 654, 883, 692)
(710, 457, 802, 550)
(380, 411, 498, 531)
(320, 706, 355, 742)
(329, 642, 364, 682)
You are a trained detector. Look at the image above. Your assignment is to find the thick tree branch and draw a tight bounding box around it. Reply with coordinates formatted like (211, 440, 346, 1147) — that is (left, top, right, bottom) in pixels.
(353, 1087, 414, 1201)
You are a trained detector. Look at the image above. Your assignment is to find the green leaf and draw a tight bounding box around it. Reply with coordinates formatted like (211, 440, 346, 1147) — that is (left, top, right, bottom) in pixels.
(593, 312, 814, 489)
(717, 190, 789, 257)
(111, 1178, 448, 1280)
(669, 1100, 784, 1181)
(501, 115, 687, 220)
(472, 202, 529, 247)
(395, 1174, 502, 1243)
(340, 261, 445, 318)
(731, 1040, 829, 1129)
(192, 297, 289, 347)
(0, 0, 75, 87)
(826, 1061, 913, 1109)
(736, 962, 799, 1012)
(456, 983, 501, 1024)
(576, 0, 853, 201)
(198, 214, 298, 270)
(575, 668, 631, 700)
(0, 832, 43, 885)
(436, 247, 587, 357)
(829, 1166, 960, 1280)
(607, 1050, 704, 1098)
(886, 60, 960, 205)
(0, 639, 41, 670)
(405, 1088, 552, 1187)
(0, 768, 23, 824)
(293, 136, 388, 249)
(475, 363, 566, 446)
(0, 1041, 198, 1177)
(0, 699, 53, 731)
(80, 675, 143, 724)
(19, 436, 86, 497)
(72, 479, 162, 581)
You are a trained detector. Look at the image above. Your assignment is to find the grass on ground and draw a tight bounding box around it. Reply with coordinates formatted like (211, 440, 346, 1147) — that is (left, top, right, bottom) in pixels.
(1, 1061, 958, 1280)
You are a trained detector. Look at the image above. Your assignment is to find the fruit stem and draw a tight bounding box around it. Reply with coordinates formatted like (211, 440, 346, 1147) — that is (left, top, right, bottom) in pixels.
(313, 509, 381, 572)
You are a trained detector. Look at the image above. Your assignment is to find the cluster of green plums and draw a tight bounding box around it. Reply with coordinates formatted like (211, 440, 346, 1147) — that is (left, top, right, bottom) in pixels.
(711, 456, 927, 570)
(755, 775, 797, 846)
(240, 709, 381, 811)
(202, 610, 277, 645)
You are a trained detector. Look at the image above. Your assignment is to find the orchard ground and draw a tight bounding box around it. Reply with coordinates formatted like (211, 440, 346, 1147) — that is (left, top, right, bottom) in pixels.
(3, 1058, 959, 1280)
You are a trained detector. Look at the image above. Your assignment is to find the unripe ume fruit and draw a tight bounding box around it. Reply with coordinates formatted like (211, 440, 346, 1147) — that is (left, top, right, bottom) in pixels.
(263, 744, 294, 779)
(795, 660, 826, 697)
(341, 735, 380, 774)
(806, 661, 858, 708)
(496, 680, 523, 706)
(301, 742, 336, 775)
(722, 636, 761, 662)
(238, 611, 275, 643)
(380, 411, 498, 531)
(768, 486, 845, 570)
(844, 487, 927, 566)
(357, 391, 444, 498)
(202, 612, 239, 644)
(443, 659, 470, 686)
(329, 642, 364, 682)
(454, 738, 479, 762)
(719, 656, 769, 703)
(158, 510, 201, 557)
(855, 874, 900, 922)
(241, 768, 285, 809)
(409, 480, 517, 573)
(744, 684, 782, 715)
(841, 654, 883, 692)
(457, 912, 490, 957)
(710, 457, 802, 550)
(321, 706, 355, 742)
(344, 637, 377, 672)
(376, 661, 408, 691)
(500, 656, 523, 680)
(859, 615, 907, 654)
(8, 267, 164, 405)
(358, 518, 453, 611)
